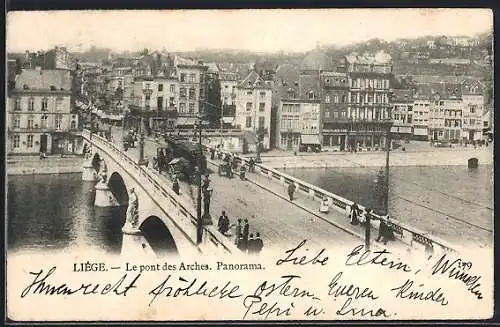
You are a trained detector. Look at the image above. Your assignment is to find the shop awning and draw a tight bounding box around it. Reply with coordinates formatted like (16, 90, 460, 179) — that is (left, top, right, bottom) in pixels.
(301, 134, 320, 145)
(391, 126, 412, 134)
(222, 117, 234, 124)
(176, 117, 198, 126)
(413, 128, 428, 136)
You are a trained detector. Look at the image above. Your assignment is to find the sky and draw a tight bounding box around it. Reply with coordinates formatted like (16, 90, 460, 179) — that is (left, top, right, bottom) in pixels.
(6, 9, 493, 53)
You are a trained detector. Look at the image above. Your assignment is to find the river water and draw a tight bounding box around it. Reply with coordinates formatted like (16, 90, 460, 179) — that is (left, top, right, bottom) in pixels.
(7, 173, 126, 253)
(283, 165, 494, 247)
(7, 164, 494, 252)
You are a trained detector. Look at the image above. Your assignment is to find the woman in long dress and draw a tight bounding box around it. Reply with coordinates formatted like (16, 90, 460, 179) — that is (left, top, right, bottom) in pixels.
(350, 203, 359, 225)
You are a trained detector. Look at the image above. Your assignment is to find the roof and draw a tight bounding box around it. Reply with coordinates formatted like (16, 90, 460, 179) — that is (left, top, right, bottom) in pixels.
(345, 51, 392, 65)
(237, 70, 271, 89)
(205, 62, 220, 74)
(300, 46, 335, 72)
(298, 74, 321, 100)
(8, 59, 17, 83)
(414, 82, 462, 100)
(392, 89, 414, 103)
(461, 78, 484, 95)
(15, 69, 71, 91)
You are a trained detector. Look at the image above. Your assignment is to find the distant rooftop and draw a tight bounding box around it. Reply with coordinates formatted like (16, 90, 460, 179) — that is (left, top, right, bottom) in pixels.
(345, 51, 392, 65)
(15, 69, 71, 91)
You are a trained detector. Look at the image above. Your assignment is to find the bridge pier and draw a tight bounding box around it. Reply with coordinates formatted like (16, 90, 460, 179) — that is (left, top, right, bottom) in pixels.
(82, 160, 97, 181)
(121, 223, 155, 257)
(94, 181, 120, 207)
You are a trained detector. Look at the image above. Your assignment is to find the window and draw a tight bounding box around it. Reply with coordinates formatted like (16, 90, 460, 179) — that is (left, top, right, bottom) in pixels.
(169, 97, 175, 106)
(13, 135, 20, 148)
(27, 117, 34, 129)
(28, 98, 34, 111)
(260, 91, 266, 98)
(189, 103, 195, 113)
(180, 87, 186, 98)
(55, 114, 63, 130)
(145, 95, 151, 108)
(470, 105, 477, 113)
(470, 119, 475, 125)
(189, 74, 196, 83)
(170, 84, 175, 93)
(55, 98, 63, 111)
(145, 83, 151, 89)
(247, 91, 253, 96)
(14, 98, 21, 111)
(180, 73, 186, 82)
(308, 91, 314, 99)
(246, 102, 252, 111)
(246, 116, 252, 128)
(341, 95, 347, 103)
(179, 103, 186, 113)
(27, 135, 34, 148)
(41, 115, 48, 128)
(258, 117, 265, 129)
(189, 88, 196, 100)
(259, 103, 265, 112)
(325, 95, 330, 103)
(157, 96, 163, 110)
(42, 98, 48, 111)
(334, 95, 339, 103)
(71, 120, 77, 129)
(158, 84, 163, 91)
(13, 115, 20, 128)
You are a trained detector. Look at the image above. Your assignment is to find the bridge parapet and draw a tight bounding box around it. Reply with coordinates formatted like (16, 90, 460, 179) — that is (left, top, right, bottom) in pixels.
(205, 145, 457, 256)
(82, 129, 238, 256)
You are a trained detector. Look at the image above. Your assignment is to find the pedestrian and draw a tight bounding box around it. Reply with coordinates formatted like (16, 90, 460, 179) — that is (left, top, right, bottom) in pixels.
(319, 196, 329, 213)
(288, 182, 296, 201)
(350, 203, 359, 225)
(235, 219, 242, 245)
(243, 218, 249, 243)
(247, 234, 256, 255)
(375, 215, 395, 245)
(172, 177, 179, 195)
(218, 211, 230, 235)
(254, 232, 264, 254)
(237, 233, 247, 252)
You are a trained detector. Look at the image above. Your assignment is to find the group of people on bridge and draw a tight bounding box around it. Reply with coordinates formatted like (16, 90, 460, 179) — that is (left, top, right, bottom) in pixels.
(349, 202, 395, 245)
(217, 211, 264, 255)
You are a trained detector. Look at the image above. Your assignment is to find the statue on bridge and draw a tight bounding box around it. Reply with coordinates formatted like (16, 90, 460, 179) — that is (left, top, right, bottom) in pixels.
(98, 159, 108, 184)
(126, 187, 139, 228)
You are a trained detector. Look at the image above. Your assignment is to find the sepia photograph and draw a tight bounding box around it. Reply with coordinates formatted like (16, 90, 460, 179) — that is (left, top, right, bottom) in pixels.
(5, 8, 494, 322)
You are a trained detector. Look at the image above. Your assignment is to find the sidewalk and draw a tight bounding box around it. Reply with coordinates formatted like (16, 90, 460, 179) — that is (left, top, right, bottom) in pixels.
(208, 157, 410, 254)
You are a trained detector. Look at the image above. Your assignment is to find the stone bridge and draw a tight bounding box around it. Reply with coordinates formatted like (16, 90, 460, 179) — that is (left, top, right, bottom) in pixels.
(80, 129, 237, 258)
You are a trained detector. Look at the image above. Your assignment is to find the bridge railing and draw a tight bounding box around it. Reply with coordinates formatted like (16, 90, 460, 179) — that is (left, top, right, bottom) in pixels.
(83, 129, 238, 255)
(203, 145, 457, 255)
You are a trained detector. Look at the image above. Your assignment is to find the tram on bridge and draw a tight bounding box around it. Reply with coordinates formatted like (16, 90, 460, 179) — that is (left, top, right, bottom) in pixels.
(160, 136, 207, 183)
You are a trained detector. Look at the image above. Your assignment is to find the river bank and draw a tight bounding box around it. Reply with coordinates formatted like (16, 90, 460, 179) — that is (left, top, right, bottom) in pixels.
(253, 147, 492, 169)
(7, 156, 84, 175)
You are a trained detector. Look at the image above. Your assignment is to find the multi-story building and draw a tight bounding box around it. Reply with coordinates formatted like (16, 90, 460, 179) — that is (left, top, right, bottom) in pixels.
(342, 52, 393, 150)
(427, 83, 463, 142)
(321, 71, 350, 150)
(390, 89, 414, 140)
(461, 79, 485, 141)
(278, 99, 321, 151)
(412, 86, 432, 140)
(130, 76, 179, 129)
(234, 71, 273, 149)
(8, 69, 78, 154)
(219, 71, 239, 126)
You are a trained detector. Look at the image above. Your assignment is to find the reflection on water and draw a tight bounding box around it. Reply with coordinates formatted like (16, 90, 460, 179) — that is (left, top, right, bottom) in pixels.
(7, 173, 126, 253)
(283, 165, 494, 246)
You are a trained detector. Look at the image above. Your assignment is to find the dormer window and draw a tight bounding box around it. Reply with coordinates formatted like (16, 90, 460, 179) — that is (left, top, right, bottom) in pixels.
(50, 85, 56, 91)
(23, 84, 29, 90)
(308, 91, 314, 99)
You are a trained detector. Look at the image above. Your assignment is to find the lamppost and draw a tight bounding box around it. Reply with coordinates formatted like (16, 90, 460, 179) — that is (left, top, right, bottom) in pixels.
(255, 130, 263, 163)
(137, 115, 147, 166)
(195, 118, 213, 245)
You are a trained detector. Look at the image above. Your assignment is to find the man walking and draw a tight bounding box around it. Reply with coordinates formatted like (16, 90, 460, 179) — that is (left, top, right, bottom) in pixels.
(243, 219, 250, 244)
(288, 182, 296, 201)
(218, 211, 230, 235)
(254, 232, 264, 254)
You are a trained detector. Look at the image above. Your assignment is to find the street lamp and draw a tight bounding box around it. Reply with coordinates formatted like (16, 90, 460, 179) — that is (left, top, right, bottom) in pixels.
(138, 115, 147, 166)
(195, 118, 213, 245)
(255, 130, 263, 163)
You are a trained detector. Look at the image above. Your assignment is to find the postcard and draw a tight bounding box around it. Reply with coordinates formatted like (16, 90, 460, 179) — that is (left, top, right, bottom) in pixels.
(5, 8, 494, 321)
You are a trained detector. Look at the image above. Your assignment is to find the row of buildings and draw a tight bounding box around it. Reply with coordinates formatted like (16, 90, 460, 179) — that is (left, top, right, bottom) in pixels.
(7, 45, 492, 155)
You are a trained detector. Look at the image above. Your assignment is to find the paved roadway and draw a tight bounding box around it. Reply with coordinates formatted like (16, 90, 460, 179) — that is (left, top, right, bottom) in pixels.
(104, 125, 362, 250)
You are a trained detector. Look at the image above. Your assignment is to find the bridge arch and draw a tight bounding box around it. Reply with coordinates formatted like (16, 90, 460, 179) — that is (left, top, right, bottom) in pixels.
(140, 216, 179, 256)
(108, 171, 129, 206)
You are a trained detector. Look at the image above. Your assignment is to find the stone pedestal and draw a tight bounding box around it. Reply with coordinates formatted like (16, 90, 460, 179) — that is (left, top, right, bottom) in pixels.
(82, 161, 97, 181)
(121, 223, 155, 257)
(94, 181, 119, 207)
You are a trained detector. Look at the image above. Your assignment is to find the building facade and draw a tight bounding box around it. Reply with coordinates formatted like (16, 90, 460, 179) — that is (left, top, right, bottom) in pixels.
(234, 71, 273, 149)
(8, 69, 78, 154)
(390, 89, 414, 140)
(278, 99, 321, 151)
